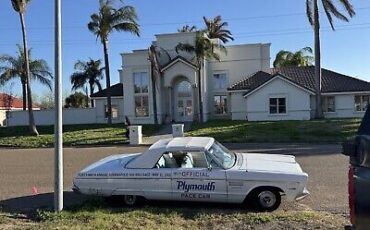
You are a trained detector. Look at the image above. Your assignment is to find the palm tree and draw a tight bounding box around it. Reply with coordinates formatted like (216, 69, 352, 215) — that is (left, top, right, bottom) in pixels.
(11, 0, 38, 135)
(176, 32, 224, 123)
(306, 0, 355, 118)
(0, 45, 53, 109)
(88, 0, 140, 124)
(178, 25, 197, 32)
(273, 47, 314, 68)
(70, 59, 104, 107)
(148, 44, 171, 124)
(203, 15, 234, 43)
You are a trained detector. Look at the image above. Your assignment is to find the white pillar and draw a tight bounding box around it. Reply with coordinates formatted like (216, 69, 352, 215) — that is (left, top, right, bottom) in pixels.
(54, 0, 63, 212)
(172, 124, 184, 137)
(129, 125, 142, 145)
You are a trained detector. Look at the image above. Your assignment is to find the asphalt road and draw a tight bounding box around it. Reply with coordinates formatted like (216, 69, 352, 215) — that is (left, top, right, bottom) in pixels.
(0, 144, 349, 214)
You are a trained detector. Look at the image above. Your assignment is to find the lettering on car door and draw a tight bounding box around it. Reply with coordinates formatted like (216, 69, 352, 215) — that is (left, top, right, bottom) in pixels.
(171, 151, 227, 202)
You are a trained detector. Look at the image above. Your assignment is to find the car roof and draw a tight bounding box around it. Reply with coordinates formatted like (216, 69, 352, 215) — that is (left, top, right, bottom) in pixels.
(150, 137, 214, 151)
(126, 137, 214, 169)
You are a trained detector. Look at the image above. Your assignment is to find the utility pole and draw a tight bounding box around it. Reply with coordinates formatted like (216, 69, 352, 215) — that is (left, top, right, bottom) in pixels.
(54, 0, 63, 212)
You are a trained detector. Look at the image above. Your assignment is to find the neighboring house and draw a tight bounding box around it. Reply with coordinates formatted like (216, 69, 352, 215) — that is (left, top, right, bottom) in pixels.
(90, 83, 124, 123)
(90, 32, 370, 124)
(228, 67, 370, 121)
(0, 92, 40, 126)
(0, 93, 24, 111)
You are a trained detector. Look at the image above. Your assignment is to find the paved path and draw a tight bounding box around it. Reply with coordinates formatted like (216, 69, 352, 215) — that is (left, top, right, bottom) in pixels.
(143, 123, 192, 144)
(0, 143, 348, 215)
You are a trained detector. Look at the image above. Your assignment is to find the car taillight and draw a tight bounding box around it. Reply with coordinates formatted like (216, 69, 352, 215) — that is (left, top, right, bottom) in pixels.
(348, 165, 355, 225)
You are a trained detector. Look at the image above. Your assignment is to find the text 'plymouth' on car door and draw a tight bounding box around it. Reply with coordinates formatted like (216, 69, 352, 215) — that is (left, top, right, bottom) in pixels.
(171, 151, 227, 202)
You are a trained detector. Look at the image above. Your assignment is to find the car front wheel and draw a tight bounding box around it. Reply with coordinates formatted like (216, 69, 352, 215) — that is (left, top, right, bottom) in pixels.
(123, 195, 139, 206)
(253, 189, 281, 211)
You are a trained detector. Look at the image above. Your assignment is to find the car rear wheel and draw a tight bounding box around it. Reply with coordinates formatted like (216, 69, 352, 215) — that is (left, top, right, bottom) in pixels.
(253, 189, 281, 211)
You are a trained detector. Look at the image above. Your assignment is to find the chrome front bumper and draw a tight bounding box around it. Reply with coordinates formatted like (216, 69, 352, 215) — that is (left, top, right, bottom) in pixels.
(295, 187, 310, 201)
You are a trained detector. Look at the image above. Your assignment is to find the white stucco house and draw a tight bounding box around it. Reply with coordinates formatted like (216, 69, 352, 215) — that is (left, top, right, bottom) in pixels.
(90, 32, 370, 124)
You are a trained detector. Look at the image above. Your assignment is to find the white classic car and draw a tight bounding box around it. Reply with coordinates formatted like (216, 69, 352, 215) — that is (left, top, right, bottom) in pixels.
(73, 137, 309, 211)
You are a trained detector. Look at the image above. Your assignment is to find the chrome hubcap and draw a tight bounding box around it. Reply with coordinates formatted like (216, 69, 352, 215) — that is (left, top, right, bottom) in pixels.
(124, 195, 136, 205)
(258, 191, 276, 208)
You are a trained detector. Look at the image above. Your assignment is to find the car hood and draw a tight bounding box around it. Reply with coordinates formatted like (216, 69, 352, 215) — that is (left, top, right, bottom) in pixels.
(239, 153, 305, 175)
(77, 153, 139, 176)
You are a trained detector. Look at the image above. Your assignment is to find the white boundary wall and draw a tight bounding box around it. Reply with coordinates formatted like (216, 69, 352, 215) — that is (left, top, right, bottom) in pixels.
(6, 108, 124, 126)
(0, 111, 6, 126)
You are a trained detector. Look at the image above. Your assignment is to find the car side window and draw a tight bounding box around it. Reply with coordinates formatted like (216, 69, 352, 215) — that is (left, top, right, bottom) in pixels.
(155, 152, 179, 168)
(180, 152, 210, 169)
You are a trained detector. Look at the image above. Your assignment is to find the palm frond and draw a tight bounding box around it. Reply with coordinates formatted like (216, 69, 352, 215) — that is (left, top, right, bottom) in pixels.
(306, 0, 314, 26)
(175, 43, 195, 54)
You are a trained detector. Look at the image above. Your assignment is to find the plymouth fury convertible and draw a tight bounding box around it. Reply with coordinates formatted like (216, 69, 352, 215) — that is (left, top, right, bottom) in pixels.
(73, 137, 309, 211)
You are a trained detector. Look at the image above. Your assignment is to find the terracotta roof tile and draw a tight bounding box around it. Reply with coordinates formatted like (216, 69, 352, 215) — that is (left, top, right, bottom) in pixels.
(0, 93, 24, 109)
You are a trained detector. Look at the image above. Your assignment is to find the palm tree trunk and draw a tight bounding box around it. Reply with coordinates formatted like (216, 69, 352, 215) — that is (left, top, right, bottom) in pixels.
(197, 60, 204, 123)
(21, 80, 27, 110)
(314, 0, 323, 119)
(151, 64, 158, 124)
(89, 83, 94, 107)
(20, 12, 38, 136)
(102, 39, 112, 124)
(85, 86, 89, 108)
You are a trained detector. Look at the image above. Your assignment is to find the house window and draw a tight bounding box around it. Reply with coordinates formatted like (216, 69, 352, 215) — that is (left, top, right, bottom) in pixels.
(213, 73, 227, 90)
(134, 72, 149, 94)
(214, 95, 227, 115)
(322, 96, 335, 112)
(269, 97, 286, 114)
(355, 95, 370, 111)
(133, 72, 149, 117)
(105, 105, 118, 119)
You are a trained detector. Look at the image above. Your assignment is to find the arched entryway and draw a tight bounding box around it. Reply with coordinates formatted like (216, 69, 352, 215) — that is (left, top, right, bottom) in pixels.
(174, 80, 193, 122)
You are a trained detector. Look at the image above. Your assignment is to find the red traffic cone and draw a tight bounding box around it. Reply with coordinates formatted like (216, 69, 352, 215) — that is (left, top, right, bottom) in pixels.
(32, 186, 38, 195)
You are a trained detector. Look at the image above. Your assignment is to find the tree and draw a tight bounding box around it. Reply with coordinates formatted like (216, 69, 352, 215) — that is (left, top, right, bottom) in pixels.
(10, 0, 39, 135)
(0, 45, 53, 109)
(176, 32, 225, 122)
(178, 25, 197, 32)
(273, 47, 314, 68)
(64, 92, 88, 108)
(203, 15, 234, 43)
(37, 91, 54, 109)
(306, 0, 355, 118)
(148, 44, 171, 124)
(70, 58, 104, 107)
(88, 0, 140, 124)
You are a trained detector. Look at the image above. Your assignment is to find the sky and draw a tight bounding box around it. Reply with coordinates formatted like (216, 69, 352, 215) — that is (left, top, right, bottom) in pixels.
(0, 0, 370, 99)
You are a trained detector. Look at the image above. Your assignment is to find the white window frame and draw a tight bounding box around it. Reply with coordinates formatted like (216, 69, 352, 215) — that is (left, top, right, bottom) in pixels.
(133, 72, 149, 117)
(212, 72, 228, 92)
(354, 95, 370, 112)
(213, 95, 228, 116)
(269, 96, 287, 115)
(322, 96, 336, 113)
(104, 104, 119, 119)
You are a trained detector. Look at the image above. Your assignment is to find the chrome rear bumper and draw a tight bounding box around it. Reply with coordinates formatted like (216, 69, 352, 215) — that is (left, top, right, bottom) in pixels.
(295, 187, 310, 201)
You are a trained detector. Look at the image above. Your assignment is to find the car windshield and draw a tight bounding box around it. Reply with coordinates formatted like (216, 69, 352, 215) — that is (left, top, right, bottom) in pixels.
(207, 141, 236, 169)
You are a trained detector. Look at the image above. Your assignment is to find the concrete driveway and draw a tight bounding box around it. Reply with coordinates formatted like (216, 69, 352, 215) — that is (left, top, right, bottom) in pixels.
(0, 143, 349, 215)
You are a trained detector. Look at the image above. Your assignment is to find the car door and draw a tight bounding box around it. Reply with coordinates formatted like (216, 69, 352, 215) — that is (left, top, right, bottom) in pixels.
(171, 151, 227, 202)
(139, 153, 173, 200)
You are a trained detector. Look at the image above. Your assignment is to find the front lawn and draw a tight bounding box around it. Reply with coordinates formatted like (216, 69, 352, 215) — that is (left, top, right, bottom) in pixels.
(187, 119, 361, 143)
(0, 200, 347, 229)
(0, 124, 161, 148)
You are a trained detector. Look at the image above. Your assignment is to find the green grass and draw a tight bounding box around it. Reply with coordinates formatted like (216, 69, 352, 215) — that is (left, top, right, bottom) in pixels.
(0, 124, 162, 148)
(187, 118, 362, 143)
(0, 199, 347, 229)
